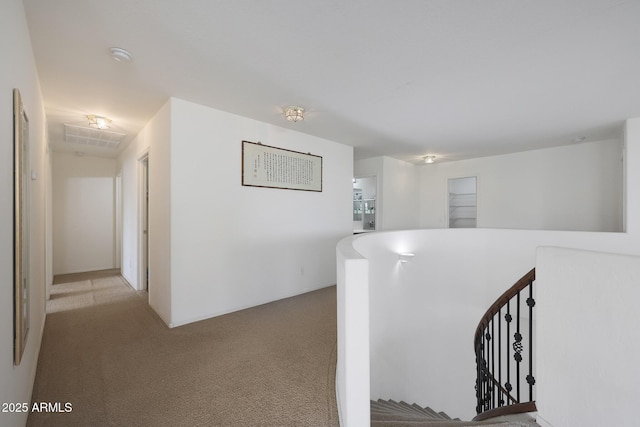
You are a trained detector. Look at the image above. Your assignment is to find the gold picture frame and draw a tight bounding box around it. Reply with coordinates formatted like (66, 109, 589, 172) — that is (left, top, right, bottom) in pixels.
(14, 88, 30, 365)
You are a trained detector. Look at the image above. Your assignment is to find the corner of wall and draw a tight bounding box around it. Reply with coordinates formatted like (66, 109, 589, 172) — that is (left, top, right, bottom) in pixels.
(623, 117, 640, 234)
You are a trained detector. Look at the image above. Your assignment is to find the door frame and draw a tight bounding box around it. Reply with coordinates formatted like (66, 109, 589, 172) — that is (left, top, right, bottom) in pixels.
(115, 171, 122, 271)
(137, 150, 149, 292)
(353, 175, 378, 232)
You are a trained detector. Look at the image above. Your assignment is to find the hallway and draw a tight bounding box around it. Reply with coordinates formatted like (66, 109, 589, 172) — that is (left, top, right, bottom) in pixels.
(29, 271, 339, 427)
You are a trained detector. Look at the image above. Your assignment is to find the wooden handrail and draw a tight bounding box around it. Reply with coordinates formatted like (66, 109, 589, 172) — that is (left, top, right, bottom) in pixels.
(473, 268, 535, 347)
(472, 401, 537, 422)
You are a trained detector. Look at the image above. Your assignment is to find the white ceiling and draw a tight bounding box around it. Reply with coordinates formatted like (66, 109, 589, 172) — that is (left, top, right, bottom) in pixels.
(23, 0, 640, 162)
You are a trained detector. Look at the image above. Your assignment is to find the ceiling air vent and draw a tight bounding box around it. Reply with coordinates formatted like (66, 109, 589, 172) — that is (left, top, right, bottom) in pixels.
(64, 124, 126, 149)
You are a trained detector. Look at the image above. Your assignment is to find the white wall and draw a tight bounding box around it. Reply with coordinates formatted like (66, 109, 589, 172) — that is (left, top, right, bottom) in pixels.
(354, 227, 639, 422)
(355, 140, 623, 232)
(354, 156, 420, 230)
(336, 118, 640, 426)
(536, 247, 640, 427)
(353, 177, 377, 200)
(382, 156, 420, 230)
(117, 100, 172, 323)
(336, 237, 370, 427)
(118, 98, 353, 327)
(419, 139, 623, 232)
(0, 1, 50, 426)
(52, 153, 117, 274)
(168, 98, 353, 326)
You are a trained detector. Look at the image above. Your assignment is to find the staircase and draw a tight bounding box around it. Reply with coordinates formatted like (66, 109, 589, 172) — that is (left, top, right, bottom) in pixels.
(371, 399, 538, 426)
(370, 269, 542, 427)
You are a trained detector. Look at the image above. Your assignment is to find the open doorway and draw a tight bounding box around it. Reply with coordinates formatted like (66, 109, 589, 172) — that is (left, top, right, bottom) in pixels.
(138, 154, 149, 292)
(353, 176, 377, 233)
(448, 176, 477, 228)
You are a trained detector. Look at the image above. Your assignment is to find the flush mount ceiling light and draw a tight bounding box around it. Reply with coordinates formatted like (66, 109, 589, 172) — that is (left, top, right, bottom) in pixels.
(109, 47, 133, 62)
(284, 106, 305, 123)
(64, 124, 126, 149)
(87, 115, 112, 130)
(423, 155, 436, 164)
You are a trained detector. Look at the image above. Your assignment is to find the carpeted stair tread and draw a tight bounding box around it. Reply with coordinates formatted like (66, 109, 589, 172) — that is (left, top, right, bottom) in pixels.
(438, 411, 458, 420)
(408, 403, 440, 418)
(372, 412, 447, 422)
(371, 409, 405, 417)
(372, 421, 536, 427)
(398, 401, 443, 418)
(399, 401, 444, 418)
(409, 403, 448, 419)
(390, 399, 446, 419)
(370, 399, 537, 426)
(387, 399, 425, 414)
(371, 399, 457, 421)
(374, 399, 424, 416)
(370, 400, 405, 414)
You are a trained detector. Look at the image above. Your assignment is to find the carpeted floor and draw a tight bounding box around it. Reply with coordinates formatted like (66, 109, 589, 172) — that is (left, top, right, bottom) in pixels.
(28, 271, 339, 427)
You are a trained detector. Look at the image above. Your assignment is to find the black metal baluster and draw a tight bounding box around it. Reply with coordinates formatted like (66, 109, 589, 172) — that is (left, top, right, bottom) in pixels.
(527, 281, 536, 401)
(480, 337, 484, 413)
(498, 307, 502, 407)
(479, 329, 484, 412)
(474, 338, 480, 414)
(515, 291, 521, 403)
(505, 301, 511, 403)
(480, 333, 487, 411)
(490, 317, 495, 409)
(476, 337, 481, 413)
(484, 325, 490, 411)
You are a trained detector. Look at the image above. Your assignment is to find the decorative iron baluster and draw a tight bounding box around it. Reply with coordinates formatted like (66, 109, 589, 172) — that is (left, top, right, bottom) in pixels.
(526, 281, 536, 401)
(515, 290, 521, 403)
(484, 326, 490, 411)
(490, 317, 495, 409)
(505, 301, 512, 398)
(498, 307, 503, 407)
(477, 327, 485, 413)
(476, 338, 482, 414)
(474, 268, 536, 419)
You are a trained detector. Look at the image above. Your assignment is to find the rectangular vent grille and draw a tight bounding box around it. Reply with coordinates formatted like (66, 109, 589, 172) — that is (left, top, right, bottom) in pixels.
(64, 124, 126, 149)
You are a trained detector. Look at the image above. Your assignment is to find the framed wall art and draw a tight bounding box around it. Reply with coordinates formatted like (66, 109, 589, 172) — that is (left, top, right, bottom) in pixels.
(13, 88, 30, 365)
(241, 140, 322, 192)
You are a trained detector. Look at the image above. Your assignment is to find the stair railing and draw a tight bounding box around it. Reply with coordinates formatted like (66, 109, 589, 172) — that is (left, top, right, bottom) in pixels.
(473, 268, 537, 421)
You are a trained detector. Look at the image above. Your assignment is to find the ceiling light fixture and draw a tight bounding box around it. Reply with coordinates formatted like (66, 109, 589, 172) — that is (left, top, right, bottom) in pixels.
(284, 106, 305, 123)
(65, 124, 126, 149)
(423, 155, 436, 164)
(87, 115, 112, 130)
(398, 253, 415, 263)
(109, 47, 133, 62)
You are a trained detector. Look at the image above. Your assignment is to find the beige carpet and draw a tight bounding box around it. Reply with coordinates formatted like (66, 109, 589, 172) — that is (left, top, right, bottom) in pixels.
(46, 269, 133, 313)
(28, 271, 339, 427)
